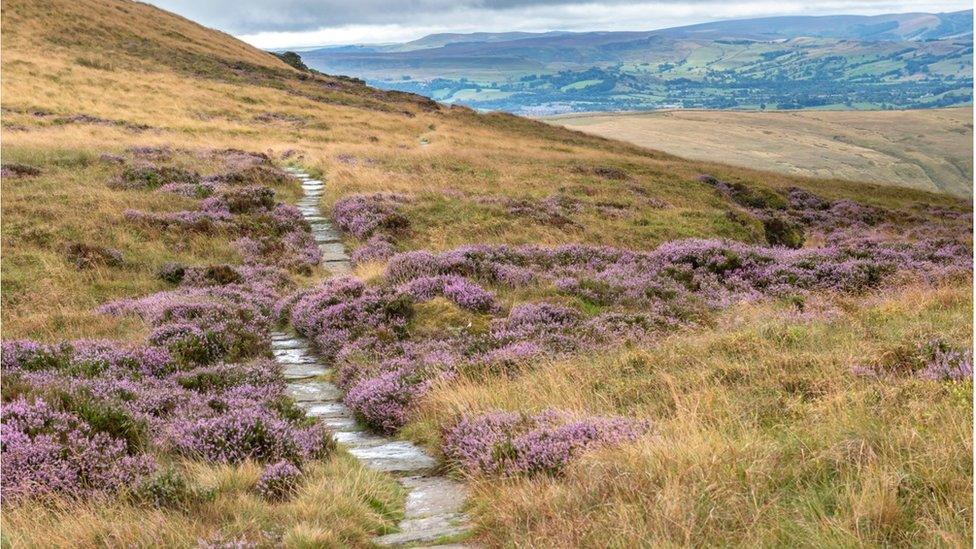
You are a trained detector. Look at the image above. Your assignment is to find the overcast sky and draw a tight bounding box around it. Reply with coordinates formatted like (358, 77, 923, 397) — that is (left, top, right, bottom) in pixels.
(148, 0, 973, 49)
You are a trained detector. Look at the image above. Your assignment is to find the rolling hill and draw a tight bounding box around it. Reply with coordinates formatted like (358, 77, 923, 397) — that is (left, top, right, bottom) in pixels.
(300, 10, 974, 113)
(1, 0, 971, 547)
(549, 107, 974, 197)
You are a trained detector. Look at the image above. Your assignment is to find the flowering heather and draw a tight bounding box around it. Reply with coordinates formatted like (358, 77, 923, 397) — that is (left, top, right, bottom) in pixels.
(99, 282, 276, 365)
(917, 343, 973, 381)
(158, 181, 215, 198)
(293, 234, 969, 435)
(854, 338, 973, 381)
(205, 164, 295, 187)
(203, 185, 276, 215)
(350, 234, 396, 265)
(2, 339, 175, 378)
(400, 275, 498, 312)
(385, 238, 970, 309)
(331, 193, 410, 239)
(442, 410, 647, 476)
(1, 155, 343, 502)
(166, 406, 333, 464)
(2, 338, 334, 501)
(256, 460, 303, 501)
(108, 163, 200, 191)
(491, 194, 582, 228)
(1, 397, 157, 500)
(343, 363, 443, 433)
(289, 276, 413, 361)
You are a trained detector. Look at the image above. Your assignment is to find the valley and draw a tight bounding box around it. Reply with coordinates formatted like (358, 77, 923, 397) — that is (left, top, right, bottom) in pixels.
(300, 11, 974, 114)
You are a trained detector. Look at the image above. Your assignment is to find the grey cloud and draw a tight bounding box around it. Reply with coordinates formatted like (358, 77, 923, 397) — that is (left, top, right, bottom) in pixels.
(147, 0, 970, 41)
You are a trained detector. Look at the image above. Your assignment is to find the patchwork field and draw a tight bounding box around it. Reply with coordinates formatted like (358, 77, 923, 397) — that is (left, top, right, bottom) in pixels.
(548, 108, 974, 198)
(1, 0, 972, 547)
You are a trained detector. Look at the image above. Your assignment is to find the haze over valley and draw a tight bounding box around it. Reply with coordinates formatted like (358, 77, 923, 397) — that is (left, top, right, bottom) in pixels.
(299, 11, 974, 114)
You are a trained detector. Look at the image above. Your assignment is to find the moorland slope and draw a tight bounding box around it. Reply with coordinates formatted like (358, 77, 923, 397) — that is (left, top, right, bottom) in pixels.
(1, 0, 972, 547)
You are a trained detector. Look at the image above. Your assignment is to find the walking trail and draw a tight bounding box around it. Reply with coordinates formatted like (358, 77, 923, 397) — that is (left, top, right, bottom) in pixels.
(272, 167, 470, 547)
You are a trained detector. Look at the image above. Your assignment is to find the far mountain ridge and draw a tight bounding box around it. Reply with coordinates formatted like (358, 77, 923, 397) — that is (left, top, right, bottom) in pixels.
(297, 10, 973, 114)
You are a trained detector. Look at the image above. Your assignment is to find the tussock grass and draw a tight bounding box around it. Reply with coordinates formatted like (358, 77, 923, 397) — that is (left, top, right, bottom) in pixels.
(1, 453, 404, 547)
(0, 144, 257, 340)
(412, 283, 973, 546)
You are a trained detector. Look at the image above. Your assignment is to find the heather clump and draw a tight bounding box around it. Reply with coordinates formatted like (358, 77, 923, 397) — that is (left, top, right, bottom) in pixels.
(350, 234, 396, 265)
(158, 181, 215, 198)
(1, 397, 157, 501)
(386, 238, 970, 310)
(853, 338, 973, 381)
(399, 275, 498, 313)
(124, 208, 233, 233)
(443, 410, 647, 476)
(203, 185, 276, 215)
(208, 148, 272, 170)
(499, 194, 582, 228)
(289, 276, 413, 361)
(701, 175, 789, 211)
(291, 234, 968, 436)
(1, 338, 336, 501)
(256, 460, 303, 502)
(343, 361, 452, 433)
(109, 164, 200, 191)
(2, 339, 174, 378)
(179, 264, 242, 287)
(166, 407, 333, 464)
(1, 162, 41, 178)
(99, 285, 275, 365)
(332, 193, 410, 239)
(697, 176, 933, 245)
(133, 467, 210, 510)
(205, 164, 294, 187)
(128, 180, 318, 273)
(156, 262, 187, 284)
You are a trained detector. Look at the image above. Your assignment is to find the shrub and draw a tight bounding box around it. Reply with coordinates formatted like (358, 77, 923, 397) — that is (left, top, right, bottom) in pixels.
(332, 193, 410, 239)
(166, 407, 333, 464)
(157, 262, 187, 284)
(64, 242, 124, 269)
(443, 410, 647, 476)
(109, 164, 199, 190)
(133, 467, 209, 509)
(762, 215, 805, 249)
(256, 460, 303, 501)
(1, 398, 157, 500)
(1, 162, 41, 177)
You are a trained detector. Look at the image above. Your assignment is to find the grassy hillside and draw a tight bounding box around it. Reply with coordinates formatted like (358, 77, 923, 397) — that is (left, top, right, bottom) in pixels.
(549, 107, 974, 198)
(1, 0, 972, 546)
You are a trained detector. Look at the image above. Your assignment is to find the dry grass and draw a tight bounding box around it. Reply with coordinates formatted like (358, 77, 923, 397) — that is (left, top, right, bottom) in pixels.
(1, 0, 972, 546)
(548, 108, 975, 198)
(0, 453, 404, 547)
(410, 283, 973, 546)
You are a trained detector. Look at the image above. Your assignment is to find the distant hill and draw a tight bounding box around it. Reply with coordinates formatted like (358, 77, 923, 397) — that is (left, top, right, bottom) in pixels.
(299, 10, 973, 114)
(549, 107, 974, 197)
(655, 11, 973, 41)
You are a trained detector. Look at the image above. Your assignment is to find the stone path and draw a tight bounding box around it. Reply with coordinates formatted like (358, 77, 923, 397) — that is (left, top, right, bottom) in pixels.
(274, 167, 470, 547)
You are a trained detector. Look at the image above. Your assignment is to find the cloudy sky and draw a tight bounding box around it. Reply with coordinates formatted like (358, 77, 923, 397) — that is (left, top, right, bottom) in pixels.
(148, 0, 972, 48)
